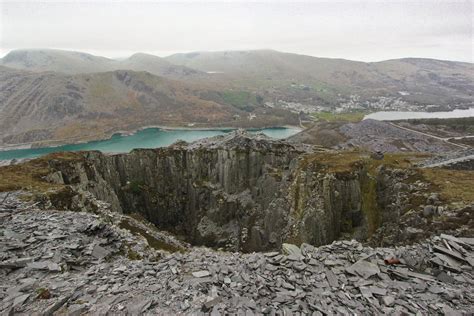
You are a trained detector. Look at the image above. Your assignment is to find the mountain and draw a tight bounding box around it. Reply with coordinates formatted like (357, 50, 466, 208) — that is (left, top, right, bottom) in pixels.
(166, 50, 474, 106)
(0, 66, 297, 146)
(3, 49, 473, 108)
(0, 49, 112, 74)
(1, 48, 473, 146)
(0, 49, 204, 79)
(120, 53, 202, 77)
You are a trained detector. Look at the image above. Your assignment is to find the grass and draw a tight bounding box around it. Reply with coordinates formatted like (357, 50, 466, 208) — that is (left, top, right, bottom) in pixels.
(301, 151, 368, 173)
(300, 150, 428, 179)
(221, 90, 259, 112)
(0, 152, 82, 193)
(311, 111, 367, 123)
(368, 152, 430, 173)
(421, 168, 474, 204)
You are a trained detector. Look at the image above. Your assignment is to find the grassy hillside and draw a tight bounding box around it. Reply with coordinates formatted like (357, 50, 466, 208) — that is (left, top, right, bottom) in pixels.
(3, 49, 473, 109)
(1, 49, 473, 146)
(0, 66, 298, 146)
(166, 50, 474, 106)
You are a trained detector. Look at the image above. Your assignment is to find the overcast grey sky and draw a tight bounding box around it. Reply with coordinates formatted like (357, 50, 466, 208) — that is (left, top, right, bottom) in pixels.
(0, 0, 472, 62)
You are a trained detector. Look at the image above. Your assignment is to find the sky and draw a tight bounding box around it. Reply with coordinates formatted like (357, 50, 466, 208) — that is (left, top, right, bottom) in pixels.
(0, 0, 472, 62)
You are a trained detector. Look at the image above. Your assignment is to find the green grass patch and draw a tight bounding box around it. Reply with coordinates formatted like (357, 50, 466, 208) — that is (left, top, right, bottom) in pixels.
(312, 111, 367, 123)
(221, 91, 259, 112)
(0, 152, 83, 193)
(421, 168, 474, 204)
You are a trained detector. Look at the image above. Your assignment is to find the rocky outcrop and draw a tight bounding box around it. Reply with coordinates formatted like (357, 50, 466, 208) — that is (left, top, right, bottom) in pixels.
(285, 165, 370, 246)
(48, 132, 303, 251)
(43, 131, 412, 252)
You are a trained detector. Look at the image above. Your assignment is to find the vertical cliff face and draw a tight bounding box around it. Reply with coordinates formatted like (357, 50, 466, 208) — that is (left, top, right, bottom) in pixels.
(287, 170, 363, 246)
(47, 132, 404, 251)
(285, 153, 412, 248)
(49, 133, 302, 251)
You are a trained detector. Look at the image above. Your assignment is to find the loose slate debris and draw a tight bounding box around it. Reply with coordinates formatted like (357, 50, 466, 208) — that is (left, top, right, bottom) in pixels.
(1, 192, 473, 315)
(346, 259, 380, 279)
(192, 270, 211, 278)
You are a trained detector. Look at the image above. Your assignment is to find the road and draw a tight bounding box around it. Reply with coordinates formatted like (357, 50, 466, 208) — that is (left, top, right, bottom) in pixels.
(388, 122, 469, 150)
(423, 154, 474, 168)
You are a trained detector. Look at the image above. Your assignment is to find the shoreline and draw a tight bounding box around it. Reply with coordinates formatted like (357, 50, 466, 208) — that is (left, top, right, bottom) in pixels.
(0, 125, 303, 152)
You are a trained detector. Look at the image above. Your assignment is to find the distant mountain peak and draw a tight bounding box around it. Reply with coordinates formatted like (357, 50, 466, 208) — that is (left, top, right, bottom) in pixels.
(0, 48, 203, 77)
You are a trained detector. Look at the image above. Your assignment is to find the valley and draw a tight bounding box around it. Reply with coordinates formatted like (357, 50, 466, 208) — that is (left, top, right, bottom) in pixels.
(2, 0, 474, 314)
(1, 49, 473, 149)
(1, 48, 473, 315)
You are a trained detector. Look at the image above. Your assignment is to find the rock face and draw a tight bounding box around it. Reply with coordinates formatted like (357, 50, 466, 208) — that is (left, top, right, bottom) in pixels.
(44, 131, 408, 252)
(49, 132, 303, 251)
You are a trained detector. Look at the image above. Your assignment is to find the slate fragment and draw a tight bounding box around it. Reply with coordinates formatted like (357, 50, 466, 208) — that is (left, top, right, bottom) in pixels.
(346, 260, 380, 279)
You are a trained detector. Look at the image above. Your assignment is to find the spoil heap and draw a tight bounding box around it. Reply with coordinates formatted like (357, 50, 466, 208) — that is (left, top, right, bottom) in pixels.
(1, 193, 473, 315)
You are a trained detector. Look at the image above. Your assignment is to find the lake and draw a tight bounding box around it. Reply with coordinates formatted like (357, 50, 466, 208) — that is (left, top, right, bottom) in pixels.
(364, 108, 474, 121)
(0, 127, 301, 161)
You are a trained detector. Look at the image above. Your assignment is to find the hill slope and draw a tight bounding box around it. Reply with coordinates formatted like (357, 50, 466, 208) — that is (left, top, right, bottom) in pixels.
(166, 50, 474, 107)
(0, 66, 297, 146)
(1, 48, 473, 146)
(3, 49, 473, 109)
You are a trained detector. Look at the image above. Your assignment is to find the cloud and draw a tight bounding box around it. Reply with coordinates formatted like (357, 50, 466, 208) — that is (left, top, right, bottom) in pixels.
(0, 1, 472, 62)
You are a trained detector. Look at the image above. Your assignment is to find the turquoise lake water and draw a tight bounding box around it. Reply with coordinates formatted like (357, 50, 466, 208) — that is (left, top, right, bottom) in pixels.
(364, 108, 474, 121)
(0, 127, 301, 161)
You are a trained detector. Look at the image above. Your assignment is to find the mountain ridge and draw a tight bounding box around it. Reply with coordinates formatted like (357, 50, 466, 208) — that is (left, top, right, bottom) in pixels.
(1, 48, 473, 147)
(0, 48, 205, 79)
(0, 65, 297, 146)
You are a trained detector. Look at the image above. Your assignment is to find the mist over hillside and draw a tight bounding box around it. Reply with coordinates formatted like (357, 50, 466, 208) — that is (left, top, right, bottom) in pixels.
(0, 49, 204, 79)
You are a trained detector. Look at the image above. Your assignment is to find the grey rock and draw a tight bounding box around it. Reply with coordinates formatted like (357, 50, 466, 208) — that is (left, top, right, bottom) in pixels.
(202, 297, 222, 312)
(282, 243, 302, 257)
(42, 295, 72, 316)
(192, 270, 211, 278)
(346, 260, 380, 279)
(12, 294, 30, 308)
(423, 205, 436, 217)
(0, 257, 34, 269)
(68, 304, 88, 316)
(369, 286, 387, 296)
(91, 244, 109, 259)
(27, 261, 61, 272)
(382, 295, 395, 306)
(1, 192, 473, 315)
(325, 270, 339, 288)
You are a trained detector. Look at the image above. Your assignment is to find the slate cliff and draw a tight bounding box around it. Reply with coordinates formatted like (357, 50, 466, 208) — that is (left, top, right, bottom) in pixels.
(42, 132, 413, 252)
